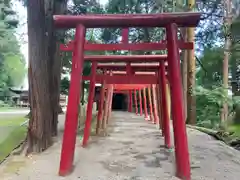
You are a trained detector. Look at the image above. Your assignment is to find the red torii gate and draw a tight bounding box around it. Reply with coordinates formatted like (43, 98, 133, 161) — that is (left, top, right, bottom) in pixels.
(55, 12, 201, 180)
(60, 40, 193, 51)
(95, 63, 168, 119)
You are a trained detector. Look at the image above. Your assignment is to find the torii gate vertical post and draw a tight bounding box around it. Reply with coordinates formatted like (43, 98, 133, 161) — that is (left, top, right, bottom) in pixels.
(107, 84, 114, 124)
(159, 61, 171, 148)
(59, 24, 86, 176)
(138, 88, 143, 116)
(166, 23, 190, 179)
(126, 62, 133, 113)
(134, 89, 138, 114)
(143, 88, 148, 120)
(152, 84, 159, 124)
(102, 84, 110, 131)
(156, 82, 163, 131)
(96, 77, 105, 135)
(122, 28, 133, 113)
(106, 72, 113, 125)
(156, 69, 164, 134)
(82, 62, 97, 147)
(147, 87, 154, 122)
(128, 90, 133, 112)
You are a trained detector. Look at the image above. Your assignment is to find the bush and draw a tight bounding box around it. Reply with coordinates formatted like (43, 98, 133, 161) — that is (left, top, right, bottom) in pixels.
(0, 100, 9, 107)
(195, 86, 236, 129)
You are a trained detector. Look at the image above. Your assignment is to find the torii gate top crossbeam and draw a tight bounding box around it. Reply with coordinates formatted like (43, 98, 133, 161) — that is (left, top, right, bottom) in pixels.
(113, 84, 148, 90)
(54, 12, 201, 28)
(85, 55, 166, 62)
(97, 63, 167, 72)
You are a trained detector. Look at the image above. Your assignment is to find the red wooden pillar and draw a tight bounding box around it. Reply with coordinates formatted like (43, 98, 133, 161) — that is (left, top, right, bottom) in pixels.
(152, 84, 159, 124)
(159, 61, 171, 148)
(96, 80, 105, 135)
(122, 28, 128, 43)
(126, 62, 133, 113)
(147, 87, 153, 122)
(143, 88, 148, 120)
(138, 89, 143, 116)
(107, 84, 114, 122)
(134, 89, 138, 114)
(82, 62, 97, 147)
(102, 85, 110, 130)
(59, 24, 86, 176)
(106, 72, 113, 124)
(166, 23, 190, 180)
(156, 82, 163, 131)
(128, 90, 132, 112)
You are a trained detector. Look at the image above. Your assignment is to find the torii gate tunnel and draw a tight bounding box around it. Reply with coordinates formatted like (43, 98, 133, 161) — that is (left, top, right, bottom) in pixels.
(55, 12, 201, 180)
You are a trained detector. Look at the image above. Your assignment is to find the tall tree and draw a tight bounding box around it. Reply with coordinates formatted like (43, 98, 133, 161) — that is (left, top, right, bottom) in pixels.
(47, 0, 68, 136)
(230, 1, 240, 124)
(27, 0, 53, 152)
(196, 47, 223, 88)
(26, 0, 68, 152)
(221, 0, 232, 122)
(186, 0, 197, 124)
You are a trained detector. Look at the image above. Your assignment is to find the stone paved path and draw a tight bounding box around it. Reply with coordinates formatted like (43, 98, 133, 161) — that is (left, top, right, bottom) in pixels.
(1, 112, 240, 180)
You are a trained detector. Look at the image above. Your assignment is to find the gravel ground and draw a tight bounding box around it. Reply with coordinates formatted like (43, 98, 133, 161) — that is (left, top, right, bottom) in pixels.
(1, 112, 240, 180)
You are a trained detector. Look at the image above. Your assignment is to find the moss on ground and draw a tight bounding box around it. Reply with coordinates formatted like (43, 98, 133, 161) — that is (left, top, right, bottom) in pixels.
(0, 126, 27, 162)
(227, 124, 240, 137)
(0, 116, 27, 162)
(0, 116, 27, 126)
(0, 107, 26, 112)
(187, 124, 240, 150)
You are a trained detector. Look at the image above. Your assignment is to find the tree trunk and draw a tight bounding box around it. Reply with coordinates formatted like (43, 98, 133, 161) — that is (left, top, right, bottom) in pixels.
(176, 0, 188, 122)
(81, 81, 85, 105)
(44, 0, 58, 137)
(186, 0, 196, 125)
(233, 88, 240, 124)
(182, 29, 188, 122)
(47, 0, 67, 136)
(27, 0, 53, 153)
(231, 43, 240, 124)
(221, 0, 232, 122)
(58, 104, 63, 114)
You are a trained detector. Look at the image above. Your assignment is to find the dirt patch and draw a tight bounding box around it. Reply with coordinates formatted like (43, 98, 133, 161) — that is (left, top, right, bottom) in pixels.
(120, 141, 134, 145)
(134, 154, 146, 160)
(100, 160, 136, 173)
(144, 157, 162, 168)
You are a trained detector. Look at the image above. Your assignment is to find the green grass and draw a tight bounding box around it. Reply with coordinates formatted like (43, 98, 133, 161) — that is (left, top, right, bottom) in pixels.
(227, 124, 240, 137)
(0, 126, 27, 162)
(0, 107, 13, 112)
(0, 116, 28, 162)
(0, 106, 28, 112)
(0, 116, 27, 126)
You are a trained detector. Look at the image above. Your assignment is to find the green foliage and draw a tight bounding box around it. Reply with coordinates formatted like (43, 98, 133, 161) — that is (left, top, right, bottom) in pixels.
(196, 47, 224, 88)
(227, 124, 240, 137)
(60, 1, 105, 94)
(0, 2, 26, 100)
(60, 77, 70, 95)
(0, 100, 8, 107)
(195, 86, 240, 128)
(195, 86, 227, 128)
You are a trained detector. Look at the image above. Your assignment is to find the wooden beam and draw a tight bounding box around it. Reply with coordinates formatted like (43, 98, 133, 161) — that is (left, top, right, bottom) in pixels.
(60, 41, 193, 51)
(84, 55, 166, 63)
(82, 74, 157, 84)
(97, 64, 168, 72)
(54, 12, 201, 28)
(113, 84, 148, 90)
